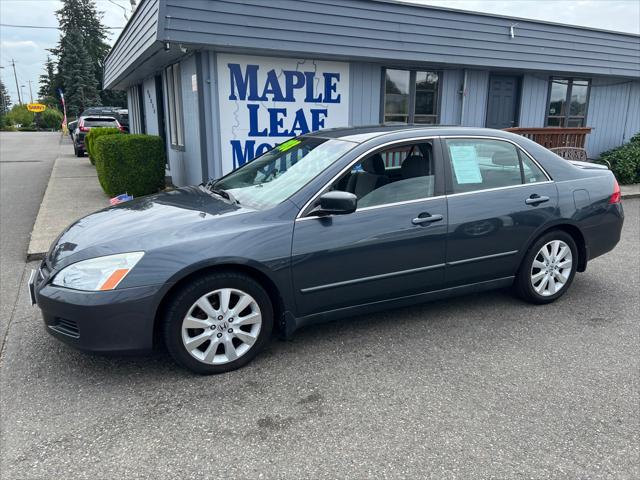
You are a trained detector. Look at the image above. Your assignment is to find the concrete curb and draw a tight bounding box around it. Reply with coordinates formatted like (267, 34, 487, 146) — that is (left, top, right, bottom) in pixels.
(27, 140, 108, 261)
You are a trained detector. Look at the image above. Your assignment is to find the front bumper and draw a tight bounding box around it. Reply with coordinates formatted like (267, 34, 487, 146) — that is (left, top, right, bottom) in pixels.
(33, 265, 165, 353)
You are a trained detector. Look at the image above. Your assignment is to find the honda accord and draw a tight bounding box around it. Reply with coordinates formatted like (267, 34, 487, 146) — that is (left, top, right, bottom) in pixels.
(30, 126, 624, 373)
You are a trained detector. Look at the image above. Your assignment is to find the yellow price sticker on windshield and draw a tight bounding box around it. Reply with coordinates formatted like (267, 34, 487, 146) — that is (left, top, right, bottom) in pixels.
(277, 139, 301, 152)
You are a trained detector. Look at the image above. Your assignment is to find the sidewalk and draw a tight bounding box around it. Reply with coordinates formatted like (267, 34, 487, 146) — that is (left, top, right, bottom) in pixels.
(27, 139, 108, 260)
(621, 183, 640, 199)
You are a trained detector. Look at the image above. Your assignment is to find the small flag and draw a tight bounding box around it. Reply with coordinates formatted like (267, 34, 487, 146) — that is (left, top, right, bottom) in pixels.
(109, 193, 134, 205)
(58, 89, 67, 128)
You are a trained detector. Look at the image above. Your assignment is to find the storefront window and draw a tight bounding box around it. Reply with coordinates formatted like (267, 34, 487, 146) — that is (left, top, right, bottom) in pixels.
(383, 69, 440, 124)
(546, 78, 590, 127)
(384, 70, 410, 123)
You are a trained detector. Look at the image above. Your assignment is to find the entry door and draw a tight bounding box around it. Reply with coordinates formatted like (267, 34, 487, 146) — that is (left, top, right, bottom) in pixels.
(291, 140, 447, 317)
(486, 75, 520, 129)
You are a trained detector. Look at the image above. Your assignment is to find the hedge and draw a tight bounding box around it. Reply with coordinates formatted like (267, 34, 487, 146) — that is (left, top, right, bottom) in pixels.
(595, 132, 640, 185)
(86, 127, 122, 165)
(94, 134, 166, 197)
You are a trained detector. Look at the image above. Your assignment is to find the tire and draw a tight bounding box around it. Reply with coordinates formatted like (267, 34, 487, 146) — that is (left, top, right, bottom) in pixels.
(163, 272, 273, 374)
(75, 147, 84, 157)
(515, 230, 578, 304)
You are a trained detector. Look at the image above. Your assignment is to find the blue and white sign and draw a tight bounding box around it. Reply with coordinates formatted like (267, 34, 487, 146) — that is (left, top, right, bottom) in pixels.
(216, 54, 350, 174)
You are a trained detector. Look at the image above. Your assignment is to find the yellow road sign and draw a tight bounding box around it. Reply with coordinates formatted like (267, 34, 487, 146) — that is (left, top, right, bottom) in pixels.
(27, 103, 47, 113)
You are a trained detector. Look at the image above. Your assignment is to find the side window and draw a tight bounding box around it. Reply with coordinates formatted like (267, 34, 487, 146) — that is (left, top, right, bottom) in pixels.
(331, 142, 435, 209)
(445, 139, 543, 194)
(520, 154, 548, 184)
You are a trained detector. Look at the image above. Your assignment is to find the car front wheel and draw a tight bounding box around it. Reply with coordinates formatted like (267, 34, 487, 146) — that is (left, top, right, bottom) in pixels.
(163, 272, 273, 374)
(515, 230, 578, 304)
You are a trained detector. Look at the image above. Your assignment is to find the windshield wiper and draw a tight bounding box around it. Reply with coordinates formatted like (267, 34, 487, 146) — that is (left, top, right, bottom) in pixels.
(203, 182, 240, 205)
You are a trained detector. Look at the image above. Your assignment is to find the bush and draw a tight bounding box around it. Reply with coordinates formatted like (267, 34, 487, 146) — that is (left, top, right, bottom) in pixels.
(595, 132, 640, 185)
(6, 104, 34, 128)
(85, 127, 121, 165)
(37, 108, 64, 131)
(94, 134, 166, 197)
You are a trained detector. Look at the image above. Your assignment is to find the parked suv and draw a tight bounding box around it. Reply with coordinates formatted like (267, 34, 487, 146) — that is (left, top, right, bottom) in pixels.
(73, 116, 123, 157)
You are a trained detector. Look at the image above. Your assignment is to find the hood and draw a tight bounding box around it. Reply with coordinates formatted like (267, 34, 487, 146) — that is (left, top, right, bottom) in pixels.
(48, 186, 252, 267)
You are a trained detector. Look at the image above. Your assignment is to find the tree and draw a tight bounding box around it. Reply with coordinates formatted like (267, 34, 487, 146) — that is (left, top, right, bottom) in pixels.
(0, 79, 11, 126)
(38, 56, 60, 106)
(59, 30, 101, 117)
(37, 108, 64, 131)
(6, 104, 34, 127)
(50, 0, 126, 108)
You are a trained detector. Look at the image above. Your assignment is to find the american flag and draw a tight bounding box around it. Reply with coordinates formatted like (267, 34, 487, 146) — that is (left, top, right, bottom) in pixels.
(109, 193, 134, 205)
(58, 89, 67, 129)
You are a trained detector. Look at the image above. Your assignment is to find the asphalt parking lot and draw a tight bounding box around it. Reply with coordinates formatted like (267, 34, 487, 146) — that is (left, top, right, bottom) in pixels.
(1, 136, 638, 479)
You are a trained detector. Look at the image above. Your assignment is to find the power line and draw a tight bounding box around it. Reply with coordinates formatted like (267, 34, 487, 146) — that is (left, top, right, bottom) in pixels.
(0, 23, 123, 30)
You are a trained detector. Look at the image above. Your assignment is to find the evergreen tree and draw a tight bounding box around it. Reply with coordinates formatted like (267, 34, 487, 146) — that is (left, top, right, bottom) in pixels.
(38, 56, 60, 105)
(60, 30, 100, 117)
(0, 79, 11, 116)
(50, 0, 109, 87)
(49, 0, 128, 110)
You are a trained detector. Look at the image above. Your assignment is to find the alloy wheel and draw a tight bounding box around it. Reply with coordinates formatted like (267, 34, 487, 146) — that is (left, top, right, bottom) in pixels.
(530, 240, 573, 297)
(181, 288, 262, 365)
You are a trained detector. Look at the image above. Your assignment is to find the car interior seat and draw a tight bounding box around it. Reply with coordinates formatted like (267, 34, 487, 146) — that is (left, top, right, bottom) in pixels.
(347, 154, 389, 199)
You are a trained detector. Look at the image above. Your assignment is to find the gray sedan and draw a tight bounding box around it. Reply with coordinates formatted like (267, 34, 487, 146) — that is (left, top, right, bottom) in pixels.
(31, 126, 624, 374)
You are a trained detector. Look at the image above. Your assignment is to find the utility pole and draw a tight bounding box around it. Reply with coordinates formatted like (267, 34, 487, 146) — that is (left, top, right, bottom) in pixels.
(10, 59, 21, 105)
(27, 80, 34, 103)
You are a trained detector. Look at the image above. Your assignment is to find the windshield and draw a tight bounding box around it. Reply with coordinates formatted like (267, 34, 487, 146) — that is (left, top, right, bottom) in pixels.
(213, 137, 354, 209)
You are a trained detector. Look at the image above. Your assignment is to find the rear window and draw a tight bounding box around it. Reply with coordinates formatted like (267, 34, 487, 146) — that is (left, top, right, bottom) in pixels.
(84, 118, 118, 128)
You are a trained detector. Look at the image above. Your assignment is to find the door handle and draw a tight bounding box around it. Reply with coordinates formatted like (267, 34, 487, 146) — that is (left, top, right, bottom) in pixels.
(525, 194, 550, 206)
(412, 213, 443, 225)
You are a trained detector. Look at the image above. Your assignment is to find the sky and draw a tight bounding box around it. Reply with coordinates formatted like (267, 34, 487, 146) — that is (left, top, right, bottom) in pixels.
(0, 0, 639, 106)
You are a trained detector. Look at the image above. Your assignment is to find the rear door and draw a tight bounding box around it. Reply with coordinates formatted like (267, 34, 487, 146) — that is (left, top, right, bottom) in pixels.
(442, 137, 557, 286)
(291, 138, 447, 317)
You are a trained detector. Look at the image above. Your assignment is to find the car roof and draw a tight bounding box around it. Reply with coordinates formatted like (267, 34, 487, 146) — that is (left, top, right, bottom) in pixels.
(304, 124, 518, 143)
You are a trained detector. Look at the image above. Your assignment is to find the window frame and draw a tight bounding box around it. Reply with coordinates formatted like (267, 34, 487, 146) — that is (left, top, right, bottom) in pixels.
(381, 68, 442, 124)
(441, 136, 552, 196)
(545, 77, 591, 128)
(164, 63, 185, 150)
(297, 137, 445, 219)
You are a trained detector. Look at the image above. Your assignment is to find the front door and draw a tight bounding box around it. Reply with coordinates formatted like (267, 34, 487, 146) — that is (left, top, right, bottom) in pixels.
(291, 139, 447, 317)
(486, 75, 520, 129)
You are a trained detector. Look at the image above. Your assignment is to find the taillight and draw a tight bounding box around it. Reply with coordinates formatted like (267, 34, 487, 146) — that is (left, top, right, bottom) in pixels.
(79, 122, 89, 132)
(609, 178, 621, 204)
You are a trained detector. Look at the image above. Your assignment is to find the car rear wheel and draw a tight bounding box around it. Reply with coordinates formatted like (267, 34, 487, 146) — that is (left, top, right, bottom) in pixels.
(163, 272, 273, 374)
(515, 230, 578, 304)
(75, 147, 84, 157)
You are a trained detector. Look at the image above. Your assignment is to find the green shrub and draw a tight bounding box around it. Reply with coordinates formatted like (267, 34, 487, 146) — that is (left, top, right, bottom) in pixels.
(86, 127, 122, 165)
(595, 132, 640, 185)
(94, 134, 166, 197)
(5, 104, 34, 128)
(37, 108, 64, 131)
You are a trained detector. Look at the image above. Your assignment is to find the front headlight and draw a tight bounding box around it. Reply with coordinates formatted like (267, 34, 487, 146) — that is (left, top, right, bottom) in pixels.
(51, 252, 145, 291)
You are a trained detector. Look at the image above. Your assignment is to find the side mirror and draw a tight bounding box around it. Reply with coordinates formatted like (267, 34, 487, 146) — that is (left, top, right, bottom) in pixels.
(314, 191, 357, 216)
